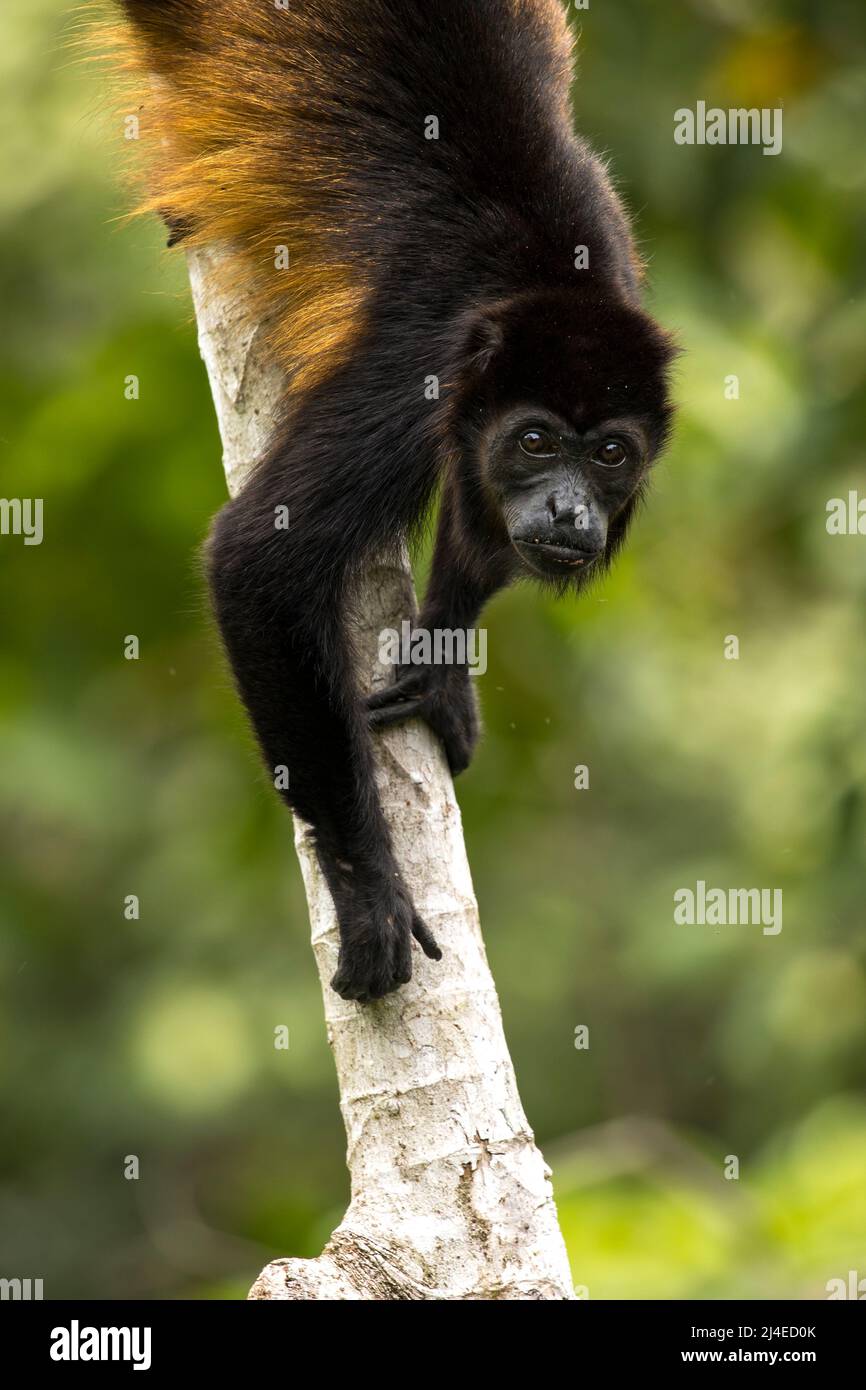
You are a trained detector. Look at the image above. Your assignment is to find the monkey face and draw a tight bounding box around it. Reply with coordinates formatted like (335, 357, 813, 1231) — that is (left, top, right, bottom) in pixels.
(482, 407, 652, 581)
(456, 285, 677, 584)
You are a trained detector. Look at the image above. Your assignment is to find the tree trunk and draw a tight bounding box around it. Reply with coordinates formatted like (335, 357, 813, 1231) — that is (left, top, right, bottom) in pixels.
(186, 245, 575, 1301)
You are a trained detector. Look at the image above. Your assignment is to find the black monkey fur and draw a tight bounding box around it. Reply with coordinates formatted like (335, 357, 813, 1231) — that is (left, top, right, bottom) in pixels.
(112, 0, 676, 1001)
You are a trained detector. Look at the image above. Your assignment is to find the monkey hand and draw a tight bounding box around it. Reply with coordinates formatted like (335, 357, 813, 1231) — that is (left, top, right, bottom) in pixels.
(366, 663, 480, 775)
(330, 870, 441, 1003)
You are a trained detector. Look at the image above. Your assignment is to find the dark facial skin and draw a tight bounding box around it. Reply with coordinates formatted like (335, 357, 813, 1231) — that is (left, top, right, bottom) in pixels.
(481, 405, 653, 582)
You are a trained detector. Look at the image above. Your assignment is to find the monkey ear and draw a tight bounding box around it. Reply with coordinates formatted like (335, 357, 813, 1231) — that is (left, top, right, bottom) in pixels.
(456, 302, 509, 377)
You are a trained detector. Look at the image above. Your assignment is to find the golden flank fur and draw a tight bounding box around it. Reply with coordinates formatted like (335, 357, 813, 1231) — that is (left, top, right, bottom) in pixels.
(94, 3, 368, 393)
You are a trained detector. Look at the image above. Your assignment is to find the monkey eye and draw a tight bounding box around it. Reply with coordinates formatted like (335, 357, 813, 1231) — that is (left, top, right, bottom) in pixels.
(592, 438, 629, 468)
(519, 428, 559, 458)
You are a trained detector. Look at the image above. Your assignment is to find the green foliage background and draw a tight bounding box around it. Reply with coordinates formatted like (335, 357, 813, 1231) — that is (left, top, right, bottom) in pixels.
(1, 0, 864, 1299)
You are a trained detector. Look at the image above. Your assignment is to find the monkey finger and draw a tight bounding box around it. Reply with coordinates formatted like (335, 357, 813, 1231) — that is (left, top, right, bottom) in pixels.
(368, 695, 428, 729)
(366, 670, 427, 709)
(411, 915, 442, 961)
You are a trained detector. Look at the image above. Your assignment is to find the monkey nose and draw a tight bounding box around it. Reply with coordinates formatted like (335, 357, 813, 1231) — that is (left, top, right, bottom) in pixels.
(546, 494, 583, 527)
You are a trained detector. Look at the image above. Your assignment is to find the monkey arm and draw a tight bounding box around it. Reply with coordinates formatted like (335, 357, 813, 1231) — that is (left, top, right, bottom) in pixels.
(206, 459, 441, 1002)
(367, 481, 514, 774)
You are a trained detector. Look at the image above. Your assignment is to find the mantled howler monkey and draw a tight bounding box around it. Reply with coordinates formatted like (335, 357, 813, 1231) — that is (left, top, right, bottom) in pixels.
(112, 0, 676, 1001)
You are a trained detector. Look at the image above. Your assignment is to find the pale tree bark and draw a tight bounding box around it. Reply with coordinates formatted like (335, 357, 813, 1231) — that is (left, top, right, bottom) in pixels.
(186, 245, 575, 1301)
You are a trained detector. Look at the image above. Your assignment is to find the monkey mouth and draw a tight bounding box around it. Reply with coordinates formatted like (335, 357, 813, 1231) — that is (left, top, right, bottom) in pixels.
(514, 539, 600, 571)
